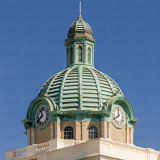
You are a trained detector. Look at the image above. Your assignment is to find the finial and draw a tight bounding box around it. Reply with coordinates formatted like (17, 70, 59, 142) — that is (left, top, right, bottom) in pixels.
(78, 1, 82, 20)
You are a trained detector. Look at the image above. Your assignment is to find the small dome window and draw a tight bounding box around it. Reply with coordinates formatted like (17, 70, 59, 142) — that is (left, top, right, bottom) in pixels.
(64, 126, 74, 139)
(88, 126, 98, 139)
(78, 47, 82, 62)
(70, 48, 73, 64)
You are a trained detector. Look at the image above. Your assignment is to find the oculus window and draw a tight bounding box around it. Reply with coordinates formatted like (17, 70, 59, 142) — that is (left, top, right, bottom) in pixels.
(64, 126, 74, 139)
(88, 126, 98, 139)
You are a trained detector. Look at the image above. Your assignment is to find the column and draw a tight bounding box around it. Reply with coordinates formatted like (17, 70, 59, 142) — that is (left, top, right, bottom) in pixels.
(27, 129, 31, 145)
(76, 121, 81, 141)
(126, 127, 130, 143)
(66, 48, 68, 67)
(101, 121, 107, 139)
(50, 122, 54, 139)
(92, 45, 94, 66)
(107, 122, 111, 139)
(31, 128, 35, 144)
(54, 121, 61, 139)
(130, 128, 133, 144)
(82, 121, 86, 141)
(74, 42, 77, 64)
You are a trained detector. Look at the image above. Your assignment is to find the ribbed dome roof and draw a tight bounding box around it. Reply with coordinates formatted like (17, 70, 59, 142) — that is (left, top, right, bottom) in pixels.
(38, 65, 123, 111)
(69, 18, 92, 34)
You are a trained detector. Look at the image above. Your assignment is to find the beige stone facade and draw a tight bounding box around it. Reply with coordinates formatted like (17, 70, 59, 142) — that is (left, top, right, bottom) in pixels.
(6, 138, 160, 160)
(35, 124, 50, 144)
(27, 120, 133, 145)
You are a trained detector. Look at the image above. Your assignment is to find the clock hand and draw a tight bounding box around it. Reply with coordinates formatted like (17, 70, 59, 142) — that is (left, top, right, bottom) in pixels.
(113, 114, 120, 120)
(37, 116, 42, 123)
(37, 112, 43, 123)
(41, 110, 43, 117)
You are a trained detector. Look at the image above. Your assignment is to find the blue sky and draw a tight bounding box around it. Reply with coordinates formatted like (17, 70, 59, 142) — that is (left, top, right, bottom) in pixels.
(1, 0, 160, 159)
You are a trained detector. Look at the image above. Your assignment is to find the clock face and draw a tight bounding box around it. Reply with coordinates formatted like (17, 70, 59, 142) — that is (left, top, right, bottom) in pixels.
(111, 105, 126, 128)
(35, 105, 50, 128)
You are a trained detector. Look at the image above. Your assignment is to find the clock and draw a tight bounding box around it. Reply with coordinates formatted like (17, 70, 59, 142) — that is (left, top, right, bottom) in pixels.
(111, 105, 126, 128)
(35, 105, 50, 128)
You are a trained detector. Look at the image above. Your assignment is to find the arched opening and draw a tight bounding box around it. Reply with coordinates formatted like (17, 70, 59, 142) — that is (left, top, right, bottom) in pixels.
(78, 47, 82, 62)
(88, 126, 98, 139)
(64, 126, 74, 139)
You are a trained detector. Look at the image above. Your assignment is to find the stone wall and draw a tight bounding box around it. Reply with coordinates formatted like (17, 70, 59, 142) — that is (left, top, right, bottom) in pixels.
(109, 122, 126, 143)
(35, 124, 50, 144)
(27, 120, 132, 145)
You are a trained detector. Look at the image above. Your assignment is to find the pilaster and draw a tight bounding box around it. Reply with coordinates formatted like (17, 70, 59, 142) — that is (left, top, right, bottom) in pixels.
(84, 42, 87, 64)
(54, 121, 61, 139)
(27, 129, 31, 146)
(75, 121, 81, 141)
(31, 128, 35, 145)
(50, 122, 54, 139)
(74, 42, 77, 64)
(130, 128, 133, 144)
(101, 121, 107, 139)
(82, 121, 87, 141)
(107, 122, 111, 139)
(126, 127, 130, 143)
(92, 45, 94, 66)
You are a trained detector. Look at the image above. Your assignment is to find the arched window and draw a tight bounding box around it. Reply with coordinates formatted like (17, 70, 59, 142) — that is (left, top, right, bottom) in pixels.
(64, 126, 74, 139)
(88, 48, 91, 64)
(78, 47, 82, 62)
(70, 48, 73, 64)
(88, 126, 98, 139)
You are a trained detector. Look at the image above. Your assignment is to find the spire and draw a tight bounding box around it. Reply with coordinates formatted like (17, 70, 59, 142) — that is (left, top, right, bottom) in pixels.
(79, 1, 81, 17)
(78, 1, 82, 20)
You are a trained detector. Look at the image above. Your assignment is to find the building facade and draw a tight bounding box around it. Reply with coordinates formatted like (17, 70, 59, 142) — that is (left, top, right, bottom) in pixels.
(6, 2, 160, 160)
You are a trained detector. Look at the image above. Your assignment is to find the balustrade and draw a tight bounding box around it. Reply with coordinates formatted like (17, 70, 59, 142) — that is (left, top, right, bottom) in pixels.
(13, 148, 26, 157)
(36, 142, 49, 153)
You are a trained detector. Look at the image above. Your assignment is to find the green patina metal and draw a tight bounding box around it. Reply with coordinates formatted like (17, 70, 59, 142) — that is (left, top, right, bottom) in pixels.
(38, 65, 123, 111)
(22, 7, 139, 131)
(104, 95, 139, 128)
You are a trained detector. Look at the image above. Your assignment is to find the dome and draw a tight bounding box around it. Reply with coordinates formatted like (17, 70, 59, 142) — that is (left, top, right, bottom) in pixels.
(38, 65, 123, 111)
(69, 18, 92, 34)
(67, 15, 94, 39)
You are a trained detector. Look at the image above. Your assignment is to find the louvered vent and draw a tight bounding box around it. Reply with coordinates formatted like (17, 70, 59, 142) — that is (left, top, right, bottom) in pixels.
(38, 66, 123, 111)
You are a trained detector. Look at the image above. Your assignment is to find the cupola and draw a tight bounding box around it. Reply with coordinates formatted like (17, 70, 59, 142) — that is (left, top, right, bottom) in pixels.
(65, 2, 96, 67)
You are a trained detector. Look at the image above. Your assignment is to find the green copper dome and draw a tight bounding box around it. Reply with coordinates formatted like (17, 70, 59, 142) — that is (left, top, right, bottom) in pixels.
(38, 65, 123, 111)
(37, 4, 123, 112)
(69, 19, 92, 34)
(24, 2, 138, 135)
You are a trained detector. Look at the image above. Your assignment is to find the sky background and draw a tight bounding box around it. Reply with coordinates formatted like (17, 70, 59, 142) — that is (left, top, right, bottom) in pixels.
(1, 0, 160, 159)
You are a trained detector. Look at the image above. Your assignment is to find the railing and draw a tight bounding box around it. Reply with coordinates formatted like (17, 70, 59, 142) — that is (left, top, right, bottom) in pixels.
(6, 139, 76, 160)
(13, 148, 26, 157)
(36, 142, 49, 153)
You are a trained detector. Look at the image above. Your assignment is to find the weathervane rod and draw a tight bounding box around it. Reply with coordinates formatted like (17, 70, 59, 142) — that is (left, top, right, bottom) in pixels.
(79, 1, 81, 16)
